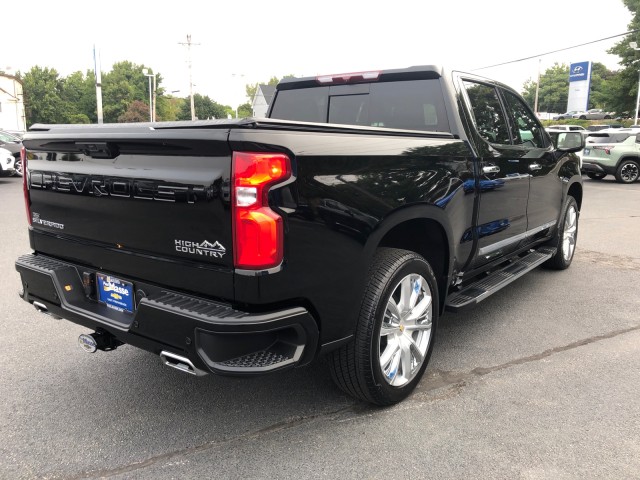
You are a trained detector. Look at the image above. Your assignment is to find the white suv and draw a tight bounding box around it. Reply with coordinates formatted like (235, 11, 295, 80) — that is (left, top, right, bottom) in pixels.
(0, 147, 16, 177)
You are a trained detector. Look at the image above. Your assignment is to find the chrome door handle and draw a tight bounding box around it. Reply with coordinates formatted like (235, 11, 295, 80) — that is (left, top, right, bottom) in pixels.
(482, 165, 500, 174)
(529, 163, 542, 171)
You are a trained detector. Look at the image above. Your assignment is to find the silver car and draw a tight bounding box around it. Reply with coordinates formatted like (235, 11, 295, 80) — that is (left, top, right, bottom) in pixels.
(572, 109, 613, 120)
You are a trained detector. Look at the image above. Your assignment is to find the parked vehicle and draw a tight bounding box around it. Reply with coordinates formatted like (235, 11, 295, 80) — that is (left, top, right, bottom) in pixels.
(15, 66, 584, 405)
(0, 130, 23, 176)
(573, 109, 613, 120)
(546, 125, 588, 132)
(587, 124, 623, 131)
(582, 131, 640, 183)
(552, 111, 584, 120)
(0, 147, 16, 177)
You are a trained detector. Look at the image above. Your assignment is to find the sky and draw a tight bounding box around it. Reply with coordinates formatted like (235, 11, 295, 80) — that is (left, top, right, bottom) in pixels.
(2, 0, 634, 109)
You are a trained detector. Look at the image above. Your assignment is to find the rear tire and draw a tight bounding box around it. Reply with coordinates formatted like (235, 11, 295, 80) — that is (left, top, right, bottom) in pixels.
(329, 248, 438, 406)
(615, 159, 639, 184)
(544, 196, 578, 270)
(587, 172, 606, 180)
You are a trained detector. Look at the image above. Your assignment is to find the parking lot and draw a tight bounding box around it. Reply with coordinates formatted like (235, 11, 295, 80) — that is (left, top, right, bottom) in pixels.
(1, 174, 639, 479)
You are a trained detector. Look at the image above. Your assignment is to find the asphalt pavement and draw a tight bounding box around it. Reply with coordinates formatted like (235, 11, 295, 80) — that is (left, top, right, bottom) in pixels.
(0, 174, 639, 480)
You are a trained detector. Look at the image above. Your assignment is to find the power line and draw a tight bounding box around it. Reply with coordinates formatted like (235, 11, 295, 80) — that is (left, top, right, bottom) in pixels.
(472, 29, 640, 72)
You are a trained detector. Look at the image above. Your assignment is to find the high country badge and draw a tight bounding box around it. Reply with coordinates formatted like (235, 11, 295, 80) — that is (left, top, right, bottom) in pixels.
(175, 239, 226, 258)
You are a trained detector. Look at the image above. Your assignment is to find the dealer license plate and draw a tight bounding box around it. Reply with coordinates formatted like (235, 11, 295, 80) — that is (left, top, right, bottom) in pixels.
(96, 273, 134, 313)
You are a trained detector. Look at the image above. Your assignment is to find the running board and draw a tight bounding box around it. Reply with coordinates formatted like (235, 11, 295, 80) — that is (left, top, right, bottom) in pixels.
(446, 247, 556, 312)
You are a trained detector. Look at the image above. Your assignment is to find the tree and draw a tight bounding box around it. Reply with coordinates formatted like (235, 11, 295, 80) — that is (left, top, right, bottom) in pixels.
(522, 63, 570, 112)
(177, 93, 227, 120)
(21, 66, 67, 125)
(157, 96, 185, 122)
(606, 0, 640, 115)
(237, 102, 252, 117)
(245, 75, 296, 103)
(101, 61, 164, 123)
(61, 70, 97, 123)
(118, 100, 150, 123)
(225, 102, 253, 118)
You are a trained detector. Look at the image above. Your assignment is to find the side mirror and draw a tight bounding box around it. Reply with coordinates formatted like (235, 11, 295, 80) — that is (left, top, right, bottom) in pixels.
(552, 131, 585, 152)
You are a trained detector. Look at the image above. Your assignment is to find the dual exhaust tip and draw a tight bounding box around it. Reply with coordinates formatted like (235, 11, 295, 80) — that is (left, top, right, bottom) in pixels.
(34, 301, 205, 376)
(77, 332, 205, 376)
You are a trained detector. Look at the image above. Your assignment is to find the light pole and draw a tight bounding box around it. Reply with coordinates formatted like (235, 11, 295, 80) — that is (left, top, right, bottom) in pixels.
(630, 42, 640, 125)
(142, 68, 156, 122)
(232, 73, 246, 118)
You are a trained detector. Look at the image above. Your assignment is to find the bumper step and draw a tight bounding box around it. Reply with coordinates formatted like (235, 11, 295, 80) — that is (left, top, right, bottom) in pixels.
(446, 247, 556, 312)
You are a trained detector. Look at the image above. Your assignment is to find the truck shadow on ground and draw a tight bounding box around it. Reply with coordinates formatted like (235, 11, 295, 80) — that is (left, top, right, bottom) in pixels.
(14, 264, 608, 477)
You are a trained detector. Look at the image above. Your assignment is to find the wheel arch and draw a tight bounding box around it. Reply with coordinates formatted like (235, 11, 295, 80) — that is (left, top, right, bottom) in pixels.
(616, 156, 640, 168)
(566, 180, 583, 210)
(365, 205, 454, 313)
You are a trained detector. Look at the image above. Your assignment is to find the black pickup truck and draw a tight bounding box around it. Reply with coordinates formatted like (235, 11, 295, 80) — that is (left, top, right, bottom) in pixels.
(16, 66, 584, 405)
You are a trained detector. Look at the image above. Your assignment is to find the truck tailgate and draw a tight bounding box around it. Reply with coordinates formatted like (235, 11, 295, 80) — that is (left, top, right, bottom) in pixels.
(23, 124, 235, 300)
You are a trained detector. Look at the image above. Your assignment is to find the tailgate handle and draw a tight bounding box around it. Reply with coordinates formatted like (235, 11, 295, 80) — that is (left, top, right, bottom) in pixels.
(76, 142, 119, 159)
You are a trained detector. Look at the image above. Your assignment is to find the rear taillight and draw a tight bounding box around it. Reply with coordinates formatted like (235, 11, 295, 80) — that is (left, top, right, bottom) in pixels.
(21, 147, 31, 226)
(593, 145, 614, 155)
(232, 152, 291, 269)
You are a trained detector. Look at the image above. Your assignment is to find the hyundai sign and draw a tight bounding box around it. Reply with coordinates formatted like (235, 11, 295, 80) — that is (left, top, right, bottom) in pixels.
(567, 61, 592, 112)
(569, 62, 590, 82)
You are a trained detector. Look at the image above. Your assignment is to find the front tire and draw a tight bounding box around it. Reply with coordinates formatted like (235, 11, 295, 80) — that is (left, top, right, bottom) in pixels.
(330, 248, 438, 406)
(615, 159, 639, 184)
(544, 196, 578, 270)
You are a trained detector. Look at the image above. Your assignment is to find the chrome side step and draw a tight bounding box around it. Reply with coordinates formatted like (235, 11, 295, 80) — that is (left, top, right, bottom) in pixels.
(446, 247, 556, 312)
(160, 351, 207, 376)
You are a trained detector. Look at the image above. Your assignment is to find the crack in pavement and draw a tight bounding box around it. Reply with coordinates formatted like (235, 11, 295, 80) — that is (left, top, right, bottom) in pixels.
(413, 324, 640, 398)
(68, 324, 640, 479)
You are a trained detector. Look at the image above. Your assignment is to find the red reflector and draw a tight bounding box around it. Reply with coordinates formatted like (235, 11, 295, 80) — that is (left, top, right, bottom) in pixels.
(232, 152, 291, 269)
(316, 71, 380, 84)
(21, 147, 31, 226)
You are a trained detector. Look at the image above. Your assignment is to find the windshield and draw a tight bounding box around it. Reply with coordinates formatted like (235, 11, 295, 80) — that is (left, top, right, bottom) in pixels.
(0, 131, 20, 142)
(586, 133, 633, 144)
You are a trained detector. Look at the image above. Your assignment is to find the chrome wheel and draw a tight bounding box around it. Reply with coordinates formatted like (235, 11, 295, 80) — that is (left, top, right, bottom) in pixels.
(379, 273, 432, 387)
(619, 162, 639, 183)
(562, 205, 577, 262)
(13, 159, 22, 177)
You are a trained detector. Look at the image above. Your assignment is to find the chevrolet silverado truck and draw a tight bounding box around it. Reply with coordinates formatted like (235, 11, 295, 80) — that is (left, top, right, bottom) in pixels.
(15, 66, 584, 406)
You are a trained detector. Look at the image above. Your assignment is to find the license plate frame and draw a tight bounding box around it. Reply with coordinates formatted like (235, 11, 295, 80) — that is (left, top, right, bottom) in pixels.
(96, 273, 135, 314)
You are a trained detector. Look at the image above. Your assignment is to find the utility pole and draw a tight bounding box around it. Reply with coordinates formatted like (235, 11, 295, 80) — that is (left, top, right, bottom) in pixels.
(93, 45, 104, 124)
(179, 34, 200, 121)
(534, 58, 541, 116)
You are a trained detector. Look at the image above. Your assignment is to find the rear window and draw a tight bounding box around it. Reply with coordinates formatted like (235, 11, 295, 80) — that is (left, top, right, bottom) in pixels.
(586, 133, 633, 144)
(270, 79, 449, 132)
